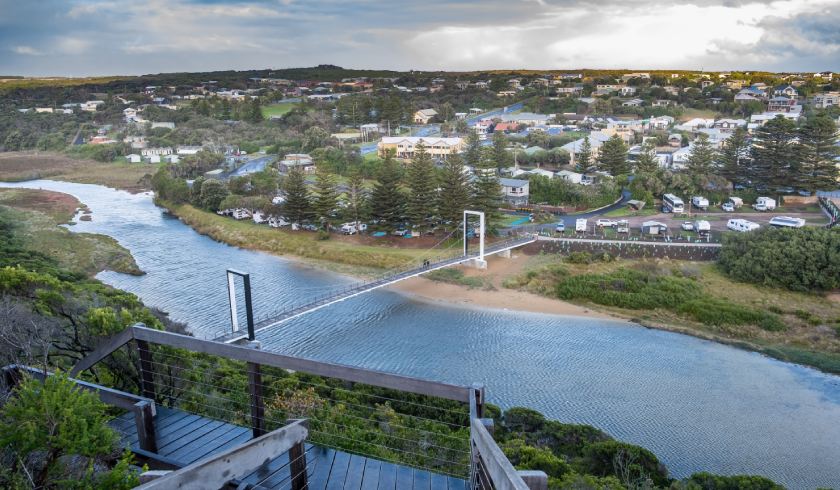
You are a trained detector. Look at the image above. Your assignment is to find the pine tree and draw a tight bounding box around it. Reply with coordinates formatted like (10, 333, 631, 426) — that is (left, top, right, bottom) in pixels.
(686, 133, 716, 177)
(281, 167, 312, 224)
(312, 168, 339, 230)
(370, 151, 405, 230)
(248, 98, 264, 123)
(344, 169, 368, 228)
(471, 147, 502, 220)
(464, 130, 482, 168)
(798, 114, 840, 193)
(576, 136, 592, 173)
(405, 143, 436, 230)
(635, 139, 659, 174)
(491, 131, 511, 170)
(597, 134, 629, 176)
(716, 127, 750, 189)
(437, 153, 471, 227)
(750, 116, 799, 190)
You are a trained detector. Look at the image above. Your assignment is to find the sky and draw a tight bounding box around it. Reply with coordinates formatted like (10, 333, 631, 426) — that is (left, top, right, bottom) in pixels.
(1, 0, 838, 77)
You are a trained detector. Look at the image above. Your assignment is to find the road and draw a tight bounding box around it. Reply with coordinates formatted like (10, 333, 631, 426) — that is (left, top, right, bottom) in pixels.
(228, 155, 276, 177)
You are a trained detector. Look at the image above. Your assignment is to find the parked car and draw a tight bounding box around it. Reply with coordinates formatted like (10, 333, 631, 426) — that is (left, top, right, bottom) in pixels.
(391, 229, 409, 237)
(721, 202, 735, 212)
(681, 221, 694, 231)
(555, 222, 565, 233)
(596, 218, 618, 228)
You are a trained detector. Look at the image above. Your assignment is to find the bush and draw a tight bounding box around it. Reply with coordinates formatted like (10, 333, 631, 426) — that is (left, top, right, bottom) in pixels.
(678, 298, 786, 332)
(555, 268, 702, 310)
(685, 472, 784, 489)
(582, 440, 669, 486)
(502, 439, 572, 477)
(719, 227, 840, 292)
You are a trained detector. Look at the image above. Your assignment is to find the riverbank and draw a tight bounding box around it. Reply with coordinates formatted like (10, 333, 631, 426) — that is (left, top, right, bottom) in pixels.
(0, 151, 152, 193)
(0, 187, 142, 276)
(436, 252, 840, 374)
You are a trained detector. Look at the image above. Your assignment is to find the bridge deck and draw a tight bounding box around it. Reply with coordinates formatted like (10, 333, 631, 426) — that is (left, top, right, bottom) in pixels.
(111, 406, 467, 489)
(216, 235, 536, 342)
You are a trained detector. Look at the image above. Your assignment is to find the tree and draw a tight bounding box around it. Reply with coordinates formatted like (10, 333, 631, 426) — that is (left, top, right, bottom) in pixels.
(635, 140, 659, 174)
(405, 143, 436, 230)
(463, 130, 482, 168)
(344, 169, 369, 229)
(716, 127, 750, 189)
(597, 135, 629, 176)
(280, 167, 312, 224)
(686, 133, 716, 178)
(370, 151, 405, 230)
(311, 169, 340, 230)
(491, 131, 511, 170)
(0, 373, 138, 489)
(199, 179, 229, 211)
(302, 126, 329, 152)
(576, 136, 593, 173)
(246, 98, 264, 123)
(437, 153, 471, 227)
(798, 113, 839, 192)
(750, 116, 799, 190)
(472, 147, 502, 219)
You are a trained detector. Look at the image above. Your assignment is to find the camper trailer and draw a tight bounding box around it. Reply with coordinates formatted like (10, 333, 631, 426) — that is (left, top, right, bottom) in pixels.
(575, 218, 588, 233)
(694, 220, 711, 235)
(727, 218, 760, 232)
(641, 221, 669, 235)
(727, 197, 744, 208)
(753, 197, 776, 211)
(691, 196, 709, 210)
(768, 216, 805, 228)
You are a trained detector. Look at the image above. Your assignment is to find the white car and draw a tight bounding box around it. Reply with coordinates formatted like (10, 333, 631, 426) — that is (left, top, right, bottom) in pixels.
(596, 219, 618, 228)
(554, 222, 566, 233)
(721, 202, 734, 212)
(681, 221, 694, 231)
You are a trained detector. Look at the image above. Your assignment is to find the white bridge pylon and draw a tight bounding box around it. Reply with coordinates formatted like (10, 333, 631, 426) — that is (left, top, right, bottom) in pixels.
(463, 210, 488, 269)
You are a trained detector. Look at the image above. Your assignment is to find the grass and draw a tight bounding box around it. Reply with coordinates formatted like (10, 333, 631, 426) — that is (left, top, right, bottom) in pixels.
(0, 151, 153, 192)
(425, 268, 490, 289)
(262, 102, 300, 118)
(508, 256, 840, 374)
(601, 207, 658, 218)
(678, 108, 718, 122)
(0, 188, 142, 276)
(161, 201, 434, 273)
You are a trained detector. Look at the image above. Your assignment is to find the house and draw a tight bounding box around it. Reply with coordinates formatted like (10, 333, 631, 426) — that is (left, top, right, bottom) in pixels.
(671, 145, 693, 170)
(737, 87, 766, 100)
(81, 100, 105, 112)
(773, 85, 798, 97)
(497, 112, 553, 126)
(164, 154, 180, 164)
(377, 137, 465, 159)
(149, 155, 162, 163)
(526, 168, 555, 178)
(151, 122, 175, 130)
(556, 170, 584, 184)
(497, 91, 517, 97)
(596, 84, 624, 93)
(621, 98, 644, 107)
(620, 86, 637, 97)
(767, 96, 797, 113)
(811, 92, 840, 109)
(500, 178, 530, 206)
(668, 134, 683, 147)
(676, 118, 715, 131)
(123, 107, 139, 122)
(142, 147, 173, 157)
(735, 93, 761, 103)
(34, 107, 54, 113)
(725, 80, 746, 90)
(555, 86, 583, 96)
(560, 131, 612, 167)
(413, 109, 438, 124)
(473, 120, 492, 140)
(278, 153, 316, 174)
(126, 154, 142, 163)
(648, 116, 674, 130)
(701, 80, 714, 89)
(177, 146, 203, 156)
(652, 99, 673, 107)
(713, 119, 747, 131)
(493, 122, 519, 133)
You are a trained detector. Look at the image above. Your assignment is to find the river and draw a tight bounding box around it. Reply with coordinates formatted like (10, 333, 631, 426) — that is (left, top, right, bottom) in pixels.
(3, 180, 839, 489)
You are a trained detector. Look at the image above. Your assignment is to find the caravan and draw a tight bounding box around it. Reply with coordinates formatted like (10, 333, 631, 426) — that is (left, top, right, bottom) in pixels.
(727, 218, 760, 232)
(753, 197, 776, 211)
(768, 216, 805, 228)
(691, 196, 709, 210)
(575, 218, 588, 233)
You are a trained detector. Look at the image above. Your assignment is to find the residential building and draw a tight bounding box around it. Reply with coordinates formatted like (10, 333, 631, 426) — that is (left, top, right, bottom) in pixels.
(377, 137, 465, 159)
(560, 131, 612, 167)
(556, 170, 584, 184)
(126, 154, 142, 163)
(413, 109, 438, 124)
(620, 86, 637, 97)
(500, 178, 530, 206)
(767, 96, 797, 113)
(596, 84, 624, 93)
(725, 80, 746, 90)
(648, 116, 675, 130)
(713, 119, 747, 131)
(81, 100, 105, 112)
(151, 122, 175, 130)
(811, 92, 839, 109)
(773, 85, 798, 97)
(497, 112, 553, 125)
(142, 147, 174, 158)
(621, 98, 644, 107)
(278, 153, 316, 174)
(177, 145, 203, 155)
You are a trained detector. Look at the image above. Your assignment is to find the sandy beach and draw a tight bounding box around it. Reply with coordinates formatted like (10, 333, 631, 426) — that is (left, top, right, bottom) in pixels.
(389, 253, 623, 321)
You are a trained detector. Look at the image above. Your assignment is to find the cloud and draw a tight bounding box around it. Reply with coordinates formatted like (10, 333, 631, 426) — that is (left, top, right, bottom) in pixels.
(11, 45, 45, 56)
(0, 0, 838, 76)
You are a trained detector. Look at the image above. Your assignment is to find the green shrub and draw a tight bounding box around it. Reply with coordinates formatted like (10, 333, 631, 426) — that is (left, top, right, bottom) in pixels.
(685, 471, 784, 489)
(555, 268, 702, 310)
(566, 251, 593, 264)
(582, 440, 669, 486)
(678, 298, 786, 332)
(502, 439, 572, 478)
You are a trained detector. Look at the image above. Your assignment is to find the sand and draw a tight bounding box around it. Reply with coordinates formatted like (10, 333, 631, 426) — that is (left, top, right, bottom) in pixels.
(388, 253, 624, 321)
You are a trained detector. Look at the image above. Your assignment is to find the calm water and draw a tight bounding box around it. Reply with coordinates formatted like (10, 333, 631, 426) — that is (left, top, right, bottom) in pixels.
(3, 180, 839, 488)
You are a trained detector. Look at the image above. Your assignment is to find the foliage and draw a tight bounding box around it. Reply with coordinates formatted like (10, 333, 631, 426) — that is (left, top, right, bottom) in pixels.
(718, 227, 840, 292)
(684, 472, 784, 490)
(437, 153, 471, 226)
(280, 167, 312, 224)
(311, 168, 340, 229)
(370, 152, 405, 230)
(528, 175, 620, 209)
(597, 135, 629, 176)
(405, 143, 437, 230)
(686, 133, 715, 178)
(198, 179, 229, 212)
(798, 113, 840, 192)
(0, 373, 138, 489)
(471, 148, 502, 220)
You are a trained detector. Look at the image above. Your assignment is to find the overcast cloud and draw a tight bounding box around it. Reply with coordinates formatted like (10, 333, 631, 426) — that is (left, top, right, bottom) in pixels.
(0, 0, 837, 76)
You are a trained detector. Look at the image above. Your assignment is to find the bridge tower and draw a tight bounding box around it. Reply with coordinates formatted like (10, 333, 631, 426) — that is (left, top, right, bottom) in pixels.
(463, 210, 487, 269)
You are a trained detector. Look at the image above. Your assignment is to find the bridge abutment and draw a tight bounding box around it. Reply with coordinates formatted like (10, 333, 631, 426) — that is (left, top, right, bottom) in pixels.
(464, 258, 488, 269)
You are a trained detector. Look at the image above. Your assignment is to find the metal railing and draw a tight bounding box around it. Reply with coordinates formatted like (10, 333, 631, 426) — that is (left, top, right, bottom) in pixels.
(59, 324, 542, 489)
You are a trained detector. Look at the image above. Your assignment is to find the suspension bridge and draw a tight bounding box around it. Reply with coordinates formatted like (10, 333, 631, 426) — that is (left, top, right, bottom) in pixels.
(215, 211, 536, 344)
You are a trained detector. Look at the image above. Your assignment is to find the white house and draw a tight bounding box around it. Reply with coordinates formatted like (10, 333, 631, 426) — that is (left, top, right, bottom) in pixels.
(126, 154, 142, 163)
(648, 116, 674, 130)
(526, 168, 555, 178)
(81, 100, 105, 112)
(378, 137, 464, 159)
(413, 108, 438, 124)
(500, 178, 530, 206)
(556, 170, 584, 184)
(278, 153, 316, 174)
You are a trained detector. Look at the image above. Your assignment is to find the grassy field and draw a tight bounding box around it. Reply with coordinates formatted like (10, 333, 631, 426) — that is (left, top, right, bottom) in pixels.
(678, 108, 719, 122)
(161, 201, 435, 274)
(261, 102, 299, 118)
(0, 188, 142, 276)
(601, 206, 659, 218)
(507, 256, 840, 374)
(0, 151, 153, 192)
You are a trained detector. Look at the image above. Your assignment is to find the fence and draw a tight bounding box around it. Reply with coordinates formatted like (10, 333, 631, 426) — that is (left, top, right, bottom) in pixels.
(818, 196, 839, 228)
(56, 324, 542, 489)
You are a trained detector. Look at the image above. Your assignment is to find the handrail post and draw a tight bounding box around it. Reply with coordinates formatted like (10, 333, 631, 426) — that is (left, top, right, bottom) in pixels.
(135, 400, 158, 453)
(287, 419, 309, 490)
(137, 339, 156, 400)
(247, 341, 265, 438)
(471, 383, 485, 419)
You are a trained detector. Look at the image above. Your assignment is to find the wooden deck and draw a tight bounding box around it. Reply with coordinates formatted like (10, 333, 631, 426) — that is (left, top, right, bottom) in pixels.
(111, 407, 467, 489)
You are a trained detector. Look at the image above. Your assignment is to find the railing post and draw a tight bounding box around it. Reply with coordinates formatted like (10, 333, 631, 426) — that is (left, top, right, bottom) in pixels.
(137, 339, 155, 400)
(246, 341, 265, 438)
(287, 418, 309, 490)
(135, 400, 158, 453)
(517, 470, 548, 490)
(471, 383, 485, 419)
